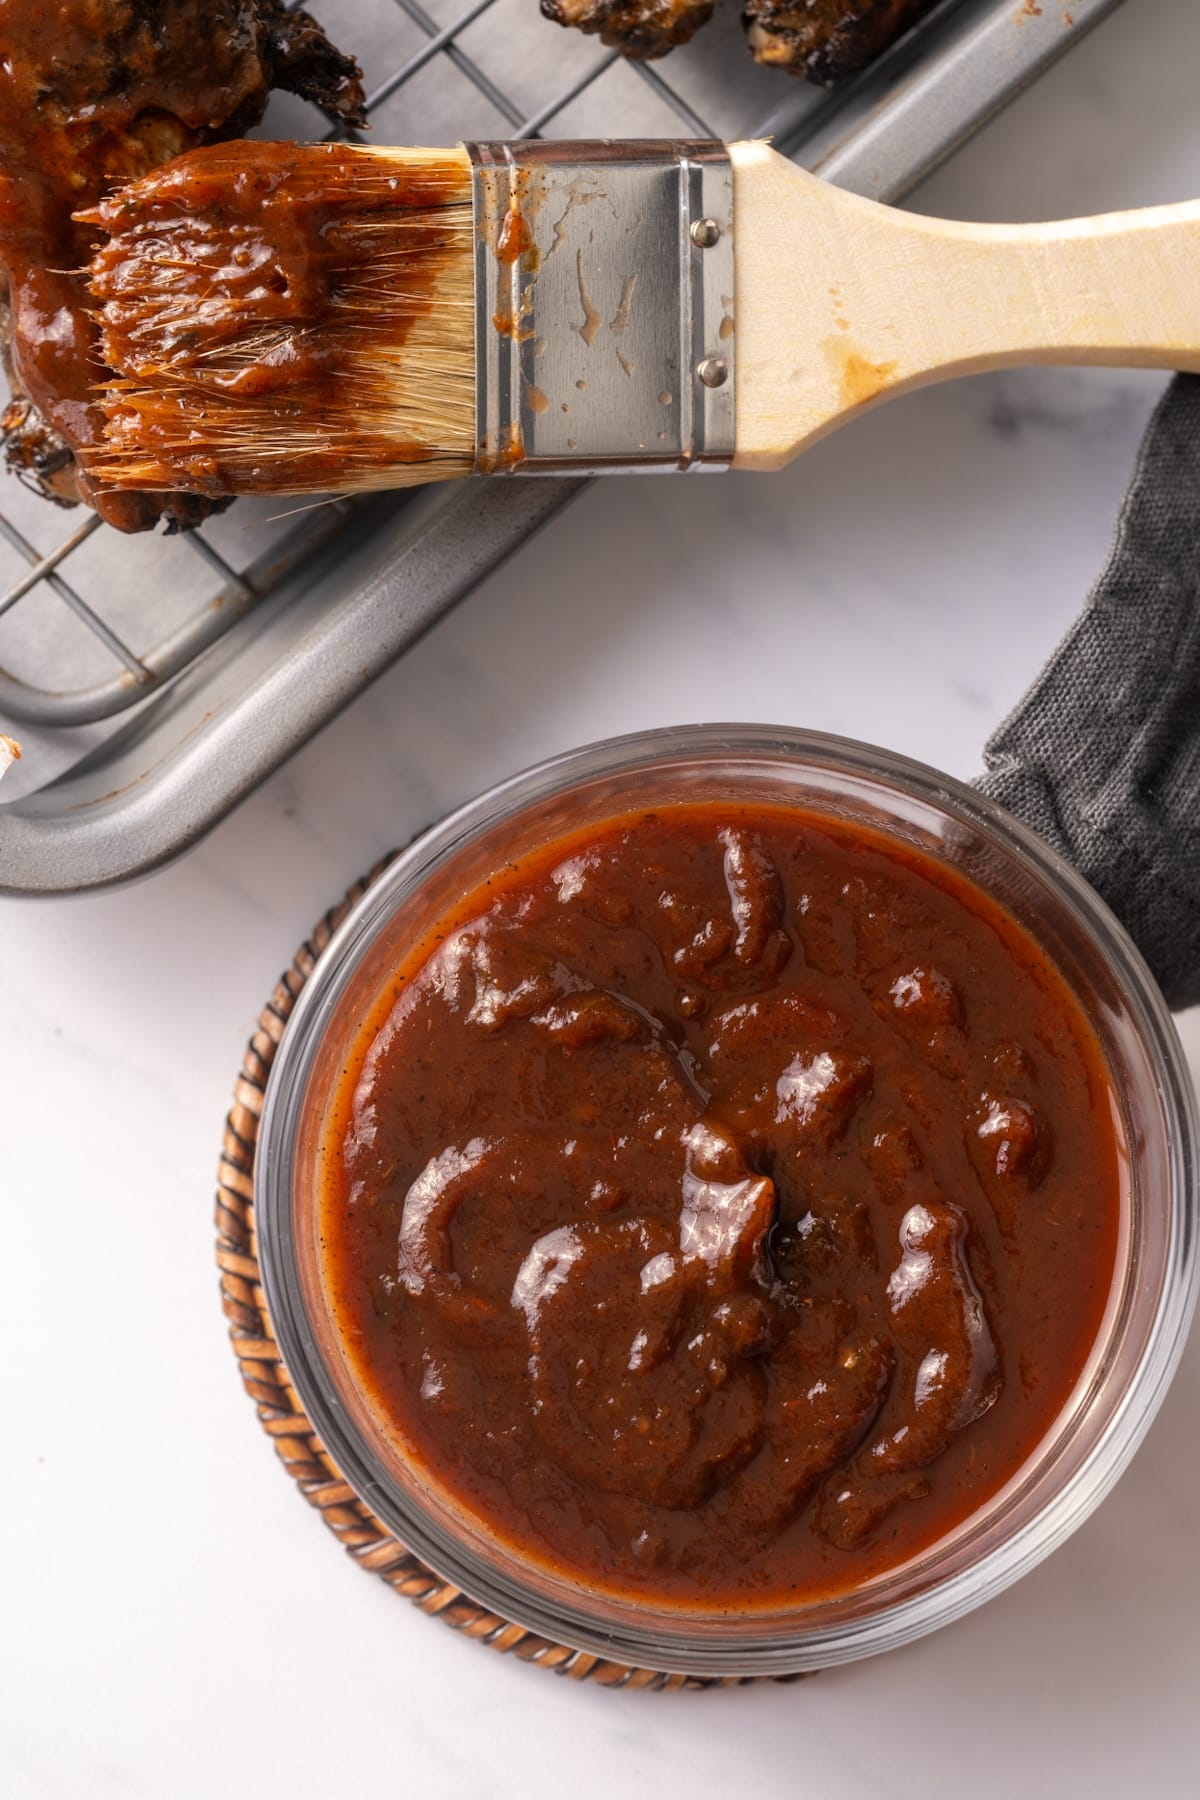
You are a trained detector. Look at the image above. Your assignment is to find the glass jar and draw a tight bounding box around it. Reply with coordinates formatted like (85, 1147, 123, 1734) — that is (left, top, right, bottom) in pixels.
(256, 725, 1198, 1676)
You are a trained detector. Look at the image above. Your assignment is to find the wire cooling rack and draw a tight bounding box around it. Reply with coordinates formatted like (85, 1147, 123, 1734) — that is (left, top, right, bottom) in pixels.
(0, 0, 789, 737)
(0, 0, 1125, 860)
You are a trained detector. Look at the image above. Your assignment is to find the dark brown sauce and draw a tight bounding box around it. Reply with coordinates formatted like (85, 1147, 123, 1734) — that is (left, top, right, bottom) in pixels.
(318, 802, 1123, 1609)
(84, 141, 473, 495)
(0, 0, 363, 527)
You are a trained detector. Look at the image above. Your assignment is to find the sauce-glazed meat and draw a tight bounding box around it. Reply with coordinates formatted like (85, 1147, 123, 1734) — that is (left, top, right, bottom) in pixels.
(539, 0, 714, 58)
(744, 0, 936, 84)
(542, 0, 937, 79)
(0, 0, 364, 533)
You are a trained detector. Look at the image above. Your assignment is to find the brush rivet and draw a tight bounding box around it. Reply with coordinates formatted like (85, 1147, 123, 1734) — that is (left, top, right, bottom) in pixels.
(690, 218, 721, 249)
(697, 356, 729, 389)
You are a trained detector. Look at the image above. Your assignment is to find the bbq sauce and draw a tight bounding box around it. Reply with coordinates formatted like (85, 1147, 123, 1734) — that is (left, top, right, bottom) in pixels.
(0, 0, 364, 526)
(84, 141, 474, 496)
(317, 804, 1122, 1608)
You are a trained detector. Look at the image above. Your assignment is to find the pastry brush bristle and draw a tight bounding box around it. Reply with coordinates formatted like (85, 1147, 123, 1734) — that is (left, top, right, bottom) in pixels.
(77, 142, 476, 499)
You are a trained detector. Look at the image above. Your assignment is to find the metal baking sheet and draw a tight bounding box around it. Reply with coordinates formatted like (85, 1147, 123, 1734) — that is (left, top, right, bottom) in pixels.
(0, 0, 1125, 893)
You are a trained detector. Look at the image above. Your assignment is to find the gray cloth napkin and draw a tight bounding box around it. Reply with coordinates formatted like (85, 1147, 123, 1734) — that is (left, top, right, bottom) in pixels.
(976, 374, 1200, 1012)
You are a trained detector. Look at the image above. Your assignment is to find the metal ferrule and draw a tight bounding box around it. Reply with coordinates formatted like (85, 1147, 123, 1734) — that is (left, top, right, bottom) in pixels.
(466, 140, 735, 477)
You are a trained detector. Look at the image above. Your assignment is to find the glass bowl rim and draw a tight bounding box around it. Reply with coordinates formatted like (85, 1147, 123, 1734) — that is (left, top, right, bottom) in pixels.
(255, 722, 1199, 1676)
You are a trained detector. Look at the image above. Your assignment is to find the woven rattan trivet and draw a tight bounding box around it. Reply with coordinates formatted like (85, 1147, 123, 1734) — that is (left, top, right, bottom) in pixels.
(216, 857, 799, 1691)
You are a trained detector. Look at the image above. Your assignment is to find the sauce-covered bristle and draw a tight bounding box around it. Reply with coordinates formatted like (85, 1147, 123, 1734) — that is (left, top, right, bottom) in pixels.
(78, 141, 475, 498)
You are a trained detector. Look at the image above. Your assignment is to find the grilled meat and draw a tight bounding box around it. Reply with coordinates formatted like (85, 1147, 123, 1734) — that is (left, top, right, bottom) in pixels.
(539, 0, 714, 58)
(743, 0, 937, 84)
(543, 0, 937, 82)
(0, 0, 364, 533)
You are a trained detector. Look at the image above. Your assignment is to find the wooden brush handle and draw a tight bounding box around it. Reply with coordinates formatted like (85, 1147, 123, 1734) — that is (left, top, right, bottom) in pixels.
(732, 143, 1200, 470)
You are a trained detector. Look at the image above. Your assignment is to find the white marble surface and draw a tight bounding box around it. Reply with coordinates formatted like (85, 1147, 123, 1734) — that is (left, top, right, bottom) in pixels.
(5, 2, 1200, 1794)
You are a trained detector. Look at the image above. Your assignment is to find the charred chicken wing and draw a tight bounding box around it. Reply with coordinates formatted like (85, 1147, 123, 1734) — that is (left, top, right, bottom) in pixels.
(0, 0, 364, 532)
(743, 0, 936, 84)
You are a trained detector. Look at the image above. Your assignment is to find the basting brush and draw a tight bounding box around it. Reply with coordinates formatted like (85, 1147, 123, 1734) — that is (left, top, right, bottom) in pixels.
(79, 137, 1200, 499)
